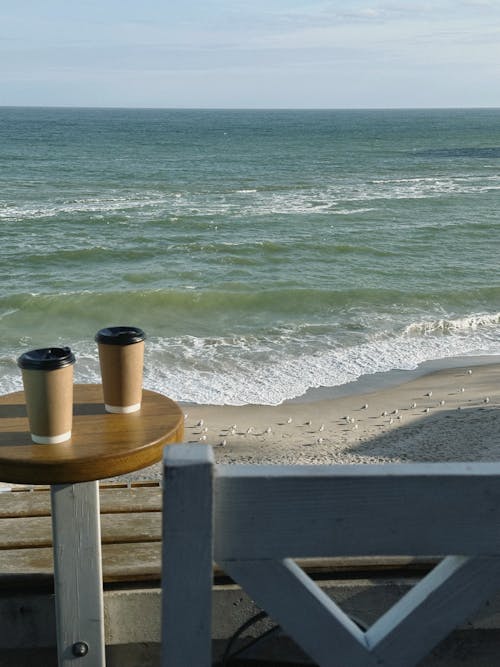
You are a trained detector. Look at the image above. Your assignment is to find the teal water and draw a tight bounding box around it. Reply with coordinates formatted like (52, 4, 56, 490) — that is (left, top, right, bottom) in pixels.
(0, 107, 499, 404)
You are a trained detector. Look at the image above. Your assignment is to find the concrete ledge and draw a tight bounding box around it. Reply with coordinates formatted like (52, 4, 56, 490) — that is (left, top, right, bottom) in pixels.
(2, 575, 500, 652)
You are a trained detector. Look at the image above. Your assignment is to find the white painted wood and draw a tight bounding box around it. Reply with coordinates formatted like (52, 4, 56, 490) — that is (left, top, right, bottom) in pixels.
(51, 482, 105, 667)
(161, 444, 214, 667)
(221, 557, 376, 667)
(367, 555, 500, 666)
(214, 462, 500, 559)
(162, 447, 500, 667)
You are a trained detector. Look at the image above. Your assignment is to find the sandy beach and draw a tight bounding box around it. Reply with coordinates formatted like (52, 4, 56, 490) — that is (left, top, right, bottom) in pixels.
(109, 360, 500, 483)
(2, 360, 498, 491)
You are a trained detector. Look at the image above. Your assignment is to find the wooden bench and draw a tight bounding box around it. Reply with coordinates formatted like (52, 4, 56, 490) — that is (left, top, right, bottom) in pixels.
(162, 444, 500, 667)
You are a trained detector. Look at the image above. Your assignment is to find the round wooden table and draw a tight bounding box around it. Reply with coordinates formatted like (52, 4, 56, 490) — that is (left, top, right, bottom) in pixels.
(0, 384, 184, 667)
(0, 383, 184, 484)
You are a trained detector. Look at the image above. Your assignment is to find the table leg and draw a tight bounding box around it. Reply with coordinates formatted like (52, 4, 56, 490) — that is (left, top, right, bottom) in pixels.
(51, 481, 106, 666)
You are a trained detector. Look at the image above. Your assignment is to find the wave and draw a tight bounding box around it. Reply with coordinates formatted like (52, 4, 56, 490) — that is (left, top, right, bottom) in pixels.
(142, 315, 500, 405)
(1, 287, 498, 322)
(1, 307, 498, 405)
(404, 313, 500, 336)
(4, 171, 499, 224)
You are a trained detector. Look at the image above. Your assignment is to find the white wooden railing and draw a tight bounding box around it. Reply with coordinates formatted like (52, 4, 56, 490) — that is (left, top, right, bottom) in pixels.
(161, 444, 500, 667)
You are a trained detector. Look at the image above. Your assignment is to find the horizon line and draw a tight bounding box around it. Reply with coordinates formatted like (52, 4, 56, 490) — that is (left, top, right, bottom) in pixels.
(1, 104, 500, 112)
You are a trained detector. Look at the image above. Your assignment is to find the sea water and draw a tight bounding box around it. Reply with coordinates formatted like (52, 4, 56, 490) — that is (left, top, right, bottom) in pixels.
(0, 107, 499, 405)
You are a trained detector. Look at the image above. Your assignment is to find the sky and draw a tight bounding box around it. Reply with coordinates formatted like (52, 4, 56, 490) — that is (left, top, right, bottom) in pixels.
(1, 0, 500, 108)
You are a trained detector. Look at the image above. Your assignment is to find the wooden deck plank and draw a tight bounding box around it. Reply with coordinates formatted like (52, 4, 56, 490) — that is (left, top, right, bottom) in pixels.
(0, 486, 162, 518)
(0, 542, 163, 585)
(0, 512, 162, 549)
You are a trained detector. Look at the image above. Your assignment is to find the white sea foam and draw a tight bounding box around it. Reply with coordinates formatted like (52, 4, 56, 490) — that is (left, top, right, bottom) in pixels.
(0, 309, 498, 407)
(145, 327, 499, 406)
(107, 313, 500, 405)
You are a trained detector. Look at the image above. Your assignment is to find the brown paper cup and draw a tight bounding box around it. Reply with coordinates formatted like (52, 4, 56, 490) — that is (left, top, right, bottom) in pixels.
(18, 348, 75, 444)
(95, 327, 145, 413)
(97, 341, 144, 413)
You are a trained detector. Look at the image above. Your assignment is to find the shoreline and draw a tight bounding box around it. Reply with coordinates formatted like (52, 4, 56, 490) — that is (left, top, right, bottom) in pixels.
(116, 356, 500, 481)
(3, 356, 498, 490)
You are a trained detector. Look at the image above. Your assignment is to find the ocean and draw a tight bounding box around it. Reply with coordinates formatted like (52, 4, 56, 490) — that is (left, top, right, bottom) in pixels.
(0, 107, 499, 405)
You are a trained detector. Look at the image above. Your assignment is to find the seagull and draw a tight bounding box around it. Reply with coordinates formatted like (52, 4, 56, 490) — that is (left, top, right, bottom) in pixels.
(467, 369, 473, 375)
(424, 407, 430, 413)
(392, 409, 399, 415)
(381, 410, 388, 417)
(410, 402, 417, 409)
(199, 434, 207, 441)
(220, 439, 227, 447)
(397, 415, 403, 421)
(484, 397, 490, 404)
(316, 437, 324, 444)
(246, 426, 254, 434)
(425, 391, 433, 398)
(460, 387, 465, 393)
(305, 420, 312, 426)
(197, 419, 204, 427)
(319, 424, 325, 432)
(344, 415, 350, 422)
(439, 400, 445, 406)
(265, 426, 272, 434)
(287, 417, 293, 424)
(362, 403, 368, 410)
(389, 417, 394, 425)
(352, 423, 358, 430)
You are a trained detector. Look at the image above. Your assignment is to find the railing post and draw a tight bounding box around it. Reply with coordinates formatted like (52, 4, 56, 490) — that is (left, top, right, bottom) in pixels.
(161, 444, 214, 667)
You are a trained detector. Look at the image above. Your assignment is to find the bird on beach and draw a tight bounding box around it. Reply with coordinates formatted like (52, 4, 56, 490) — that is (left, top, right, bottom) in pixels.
(265, 426, 272, 434)
(362, 403, 368, 410)
(220, 439, 227, 447)
(484, 397, 490, 404)
(197, 419, 204, 427)
(318, 424, 325, 432)
(410, 402, 417, 409)
(246, 426, 254, 434)
(439, 400, 445, 406)
(381, 410, 388, 417)
(467, 369, 473, 375)
(287, 417, 293, 424)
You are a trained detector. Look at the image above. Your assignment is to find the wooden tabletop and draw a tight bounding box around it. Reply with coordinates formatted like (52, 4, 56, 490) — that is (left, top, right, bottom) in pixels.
(0, 384, 184, 485)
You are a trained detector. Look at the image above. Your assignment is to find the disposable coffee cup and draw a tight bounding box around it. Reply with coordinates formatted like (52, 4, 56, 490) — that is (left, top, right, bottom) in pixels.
(17, 347, 76, 444)
(95, 326, 145, 414)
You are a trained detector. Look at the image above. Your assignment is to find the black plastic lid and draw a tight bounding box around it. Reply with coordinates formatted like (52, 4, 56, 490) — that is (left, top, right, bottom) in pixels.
(95, 326, 146, 346)
(17, 346, 76, 370)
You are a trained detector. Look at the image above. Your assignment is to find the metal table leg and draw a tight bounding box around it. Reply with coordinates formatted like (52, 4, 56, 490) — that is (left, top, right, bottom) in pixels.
(51, 481, 105, 666)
